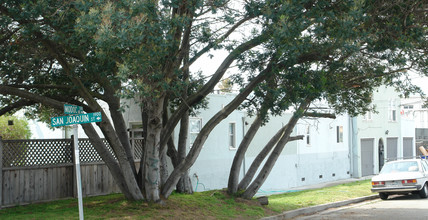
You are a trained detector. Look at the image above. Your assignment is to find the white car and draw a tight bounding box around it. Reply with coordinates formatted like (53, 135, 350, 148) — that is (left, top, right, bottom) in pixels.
(371, 158, 428, 200)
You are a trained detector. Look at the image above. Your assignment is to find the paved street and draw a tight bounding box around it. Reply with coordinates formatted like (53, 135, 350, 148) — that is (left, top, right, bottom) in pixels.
(294, 194, 428, 220)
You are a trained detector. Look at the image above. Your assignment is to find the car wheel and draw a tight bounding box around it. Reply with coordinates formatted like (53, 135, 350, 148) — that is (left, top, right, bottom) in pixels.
(419, 183, 428, 198)
(379, 193, 388, 200)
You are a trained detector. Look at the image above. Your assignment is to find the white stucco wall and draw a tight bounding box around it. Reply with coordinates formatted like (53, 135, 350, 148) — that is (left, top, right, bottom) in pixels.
(353, 86, 416, 177)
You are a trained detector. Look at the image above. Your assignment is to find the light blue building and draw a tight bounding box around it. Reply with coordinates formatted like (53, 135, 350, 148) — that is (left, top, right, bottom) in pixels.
(30, 86, 413, 193)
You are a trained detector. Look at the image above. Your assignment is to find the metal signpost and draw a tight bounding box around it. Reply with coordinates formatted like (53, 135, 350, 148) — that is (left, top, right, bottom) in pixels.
(51, 104, 102, 220)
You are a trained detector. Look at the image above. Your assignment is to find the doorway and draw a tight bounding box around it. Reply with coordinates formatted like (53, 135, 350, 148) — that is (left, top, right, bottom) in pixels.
(378, 139, 385, 172)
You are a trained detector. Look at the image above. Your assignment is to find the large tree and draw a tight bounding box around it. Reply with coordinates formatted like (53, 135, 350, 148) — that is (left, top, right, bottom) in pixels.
(0, 0, 426, 203)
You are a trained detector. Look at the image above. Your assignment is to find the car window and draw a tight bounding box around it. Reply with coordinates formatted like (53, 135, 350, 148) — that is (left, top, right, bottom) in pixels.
(380, 161, 419, 174)
(422, 160, 428, 172)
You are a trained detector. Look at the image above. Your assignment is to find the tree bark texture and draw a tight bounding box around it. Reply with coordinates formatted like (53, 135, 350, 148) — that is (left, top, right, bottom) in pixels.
(237, 124, 288, 191)
(176, 111, 193, 194)
(241, 99, 312, 199)
(143, 97, 164, 202)
(227, 115, 263, 195)
(73, 78, 144, 201)
(161, 66, 270, 198)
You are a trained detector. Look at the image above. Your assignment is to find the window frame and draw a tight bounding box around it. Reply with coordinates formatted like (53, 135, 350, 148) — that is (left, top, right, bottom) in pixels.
(228, 122, 237, 150)
(306, 125, 311, 146)
(337, 126, 343, 143)
(189, 117, 202, 148)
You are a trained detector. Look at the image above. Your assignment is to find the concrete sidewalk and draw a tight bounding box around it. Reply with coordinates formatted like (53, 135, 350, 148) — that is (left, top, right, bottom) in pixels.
(261, 176, 379, 219)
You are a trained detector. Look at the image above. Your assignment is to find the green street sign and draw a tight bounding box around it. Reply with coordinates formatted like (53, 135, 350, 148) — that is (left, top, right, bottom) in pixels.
(64, 104, 83, 114)
(51, 112, 102, 127)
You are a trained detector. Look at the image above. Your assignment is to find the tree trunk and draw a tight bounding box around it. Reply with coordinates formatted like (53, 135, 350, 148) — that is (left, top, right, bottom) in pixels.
(80, 123, 136, 200)
(176, 111, 193, 193)
(143, 97, 164, 202)
(161, 68, 270, 198)
(237, 124, 288, 191)
(230, 77, 276, 195)
(227, 115, 262, 195)
(106, 96, 138, 178)
(139, 105, 149, 192)
(241, 100, 311, 199)
(74, 79, 144, 201)
(97, 110, 145, 200)
(160, 147, 169, 186)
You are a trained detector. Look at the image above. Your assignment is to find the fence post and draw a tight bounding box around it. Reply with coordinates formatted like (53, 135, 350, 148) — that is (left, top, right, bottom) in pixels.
(71, 135, 77, 198)
(0, 136, 3, 209)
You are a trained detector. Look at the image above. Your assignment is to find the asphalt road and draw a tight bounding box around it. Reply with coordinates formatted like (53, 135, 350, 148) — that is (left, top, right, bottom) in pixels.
(294, 194, 428, 220)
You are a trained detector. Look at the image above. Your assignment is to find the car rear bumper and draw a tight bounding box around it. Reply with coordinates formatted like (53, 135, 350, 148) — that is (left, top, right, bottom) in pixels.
(371, 185, 421, 193)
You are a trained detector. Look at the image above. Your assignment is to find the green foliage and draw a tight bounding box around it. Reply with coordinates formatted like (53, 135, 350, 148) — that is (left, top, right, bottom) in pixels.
(1, 0, 425, 119)
(235, 0, 426, 118)
(0, 115, 32, 139)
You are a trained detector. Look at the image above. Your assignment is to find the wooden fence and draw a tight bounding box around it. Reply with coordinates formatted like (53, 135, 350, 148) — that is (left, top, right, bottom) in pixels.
(0, 136, 142, 208)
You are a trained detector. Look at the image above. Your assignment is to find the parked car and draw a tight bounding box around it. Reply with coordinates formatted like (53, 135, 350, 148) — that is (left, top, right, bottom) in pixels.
(371, 158, 428, 200)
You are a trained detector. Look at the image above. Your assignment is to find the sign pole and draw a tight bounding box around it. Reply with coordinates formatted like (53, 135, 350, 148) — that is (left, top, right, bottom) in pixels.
(51, 104, 101, 220)
(73, 124, 84, 220)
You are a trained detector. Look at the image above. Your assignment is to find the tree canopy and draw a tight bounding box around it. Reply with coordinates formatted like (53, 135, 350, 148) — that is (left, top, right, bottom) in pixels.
(1, 0, 426, 202)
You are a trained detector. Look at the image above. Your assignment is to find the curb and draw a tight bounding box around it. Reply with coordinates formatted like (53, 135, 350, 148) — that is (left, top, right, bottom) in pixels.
(262, 194, 379, 219)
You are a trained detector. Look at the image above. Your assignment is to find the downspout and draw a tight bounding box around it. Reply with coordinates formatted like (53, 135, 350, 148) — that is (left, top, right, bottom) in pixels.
(349, 116, 358, 178)
(242, 116, 246, 176)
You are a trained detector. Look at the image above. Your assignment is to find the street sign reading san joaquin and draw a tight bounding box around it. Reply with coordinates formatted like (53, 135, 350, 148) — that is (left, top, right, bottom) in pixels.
(51, 112, 102, 127)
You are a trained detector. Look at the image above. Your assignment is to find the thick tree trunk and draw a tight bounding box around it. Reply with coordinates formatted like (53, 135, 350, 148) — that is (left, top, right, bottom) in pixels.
(75, 80, 144, 200)
(237, 124, 288, 191)
(160, 148, 169, 186)
(241, 100, 311, 199)
(80, 123, 136, 200)
(143, 97, 164, 202)
(176, 112, 193, 194)
(161, 68, 270, 198)
(139, 105, 149, 192)
(106, 96, 138, 177)
(227, 115, 262, 195)
(97, 110, 145, 200)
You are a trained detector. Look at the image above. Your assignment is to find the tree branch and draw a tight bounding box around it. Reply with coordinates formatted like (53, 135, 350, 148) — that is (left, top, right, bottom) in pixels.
(0, 99, 35, 116)
(0, 85, 64, 110)
(303, 112, 336, 119)
(161, 32, 269, 149)
(289, 135, 304, 141)
(188, 15, 255, 66)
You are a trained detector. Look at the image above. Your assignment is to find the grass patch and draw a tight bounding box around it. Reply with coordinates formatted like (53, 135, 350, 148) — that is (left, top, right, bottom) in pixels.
(0, 180, 374, 219)
(267, 180, 375, 213)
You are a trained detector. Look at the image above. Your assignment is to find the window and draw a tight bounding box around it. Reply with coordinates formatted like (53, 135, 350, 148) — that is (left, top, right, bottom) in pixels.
(391, 110, 397, 121)
(363, 111, 372, 120)
(306, 126, 311, 145)
(229, 122, 236, 149)
(389, 99, 397, 122)
(337, 126, 343, 143)
(189, 118, 202, 147)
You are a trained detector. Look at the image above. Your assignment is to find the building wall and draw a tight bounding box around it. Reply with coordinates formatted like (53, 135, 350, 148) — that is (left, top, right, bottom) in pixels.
(178, 94, 246, 191)
(242, 112, 351, 193)
(176, 94, 352, 192)
(353, 86, 416, 177)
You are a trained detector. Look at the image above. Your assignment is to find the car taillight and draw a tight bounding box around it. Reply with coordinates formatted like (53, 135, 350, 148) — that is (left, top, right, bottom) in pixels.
(402, 179, 417, 185)
(372, 181, 385, 186)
